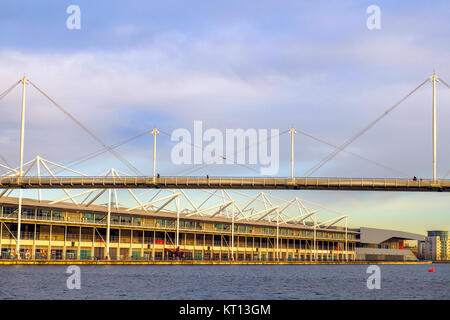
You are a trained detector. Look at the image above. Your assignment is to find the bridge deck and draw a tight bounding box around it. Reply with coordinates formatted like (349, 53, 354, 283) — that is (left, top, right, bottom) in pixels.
(0, 176, 448, 192)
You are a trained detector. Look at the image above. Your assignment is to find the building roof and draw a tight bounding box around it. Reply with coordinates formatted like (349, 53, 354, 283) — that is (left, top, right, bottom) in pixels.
(359, 227, 425, 244)
(0, 196, 357, 234)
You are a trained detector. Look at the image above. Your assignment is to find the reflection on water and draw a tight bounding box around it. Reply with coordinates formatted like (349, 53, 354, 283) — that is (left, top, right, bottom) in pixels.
(0, 264, 448, 300)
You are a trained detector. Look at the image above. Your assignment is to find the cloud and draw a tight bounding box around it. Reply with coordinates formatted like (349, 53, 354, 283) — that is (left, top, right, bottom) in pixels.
(113, 24, 140, 37)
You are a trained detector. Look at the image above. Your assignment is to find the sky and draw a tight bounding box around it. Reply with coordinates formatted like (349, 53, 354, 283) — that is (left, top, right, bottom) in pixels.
(0, 1, 449, 234)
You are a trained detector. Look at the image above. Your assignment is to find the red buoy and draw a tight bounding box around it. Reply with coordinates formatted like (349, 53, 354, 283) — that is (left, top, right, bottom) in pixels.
(428, 268, 435, 272)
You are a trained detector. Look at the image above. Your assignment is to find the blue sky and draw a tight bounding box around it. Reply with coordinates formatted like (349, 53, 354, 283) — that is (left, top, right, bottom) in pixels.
(0, 1, 449, 234)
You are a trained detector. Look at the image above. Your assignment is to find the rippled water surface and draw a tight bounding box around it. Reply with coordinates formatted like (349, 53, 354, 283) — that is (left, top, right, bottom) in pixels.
(0, 264, 448, 300)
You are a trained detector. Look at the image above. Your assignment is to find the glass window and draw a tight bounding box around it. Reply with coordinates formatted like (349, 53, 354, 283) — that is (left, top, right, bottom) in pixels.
(83, 213, 94, 222)
(37, 209, 51, 219)
(120, 216, 131, 224)
(22, 208, 35, 218)
(156, 219, 165, 227)
(94, 214, 105, 223)
(52, 210, 63, 220)
(3, 206, 17, 216)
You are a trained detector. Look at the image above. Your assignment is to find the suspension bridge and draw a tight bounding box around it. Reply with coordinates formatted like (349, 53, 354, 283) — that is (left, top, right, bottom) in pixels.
(0, 74, 449, 192)
(0, 73, 448, 261)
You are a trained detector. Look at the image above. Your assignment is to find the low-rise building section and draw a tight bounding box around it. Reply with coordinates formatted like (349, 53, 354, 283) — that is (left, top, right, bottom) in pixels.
(355, 227, 424, 261)
(418, 231, 449, 261)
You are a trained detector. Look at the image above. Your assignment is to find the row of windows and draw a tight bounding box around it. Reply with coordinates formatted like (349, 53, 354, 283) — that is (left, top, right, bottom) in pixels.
(0, 206, 355, 240)
(179, 220, 202, 230)
(1, 206, 63, 220)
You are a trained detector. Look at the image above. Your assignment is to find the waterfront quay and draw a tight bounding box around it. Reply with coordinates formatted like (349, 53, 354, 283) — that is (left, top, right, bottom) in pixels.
(0, 260, 431, 265)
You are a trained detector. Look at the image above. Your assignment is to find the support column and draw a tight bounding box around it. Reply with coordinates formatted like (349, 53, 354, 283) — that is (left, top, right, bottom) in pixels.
(202, 234, 205, 261)
(0, 221, 3, 257)
(118, 229, 121, 260)
(141, 230, 144, 259)
(260, 237, 262, 260)
(152, 230, 155, 261)
(176, 195, 180, 248)
(129, 230, 133, 259)
(63, 225, 67, 260)
(244, 236, 247, 261)
(220, 235, 223, 260)
(192, 233, 195, 260)
(164, 231, 166, 260)
(327, 240, 330, 261)
(16, 190, 23, 259)
(48, 225, 52, 260)
(106, 189, 111, 259)
(231, 206, 235, 261)
(78, 226, 81, 260)
(236, 236, 239, 261)
(252, 237, 255, 261)
(345, 217, 348, 262)
(92, 227, 95, 260)
(276, 214, 279, 261)
(313, 216, 317, 261)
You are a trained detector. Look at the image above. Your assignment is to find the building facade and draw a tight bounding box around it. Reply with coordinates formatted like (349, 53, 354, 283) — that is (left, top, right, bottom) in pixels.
(418, 231, 449, 261)
(0, 197, 357, 262)
(355, 227, 424, 261)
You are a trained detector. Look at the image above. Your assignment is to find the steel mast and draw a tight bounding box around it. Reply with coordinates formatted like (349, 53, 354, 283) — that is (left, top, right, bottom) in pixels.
(16, 76, 28, 259)
(430, 73, 439, 183)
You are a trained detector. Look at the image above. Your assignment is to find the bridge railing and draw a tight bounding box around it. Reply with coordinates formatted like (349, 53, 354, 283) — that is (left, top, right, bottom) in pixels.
(0, 175, 448, 189)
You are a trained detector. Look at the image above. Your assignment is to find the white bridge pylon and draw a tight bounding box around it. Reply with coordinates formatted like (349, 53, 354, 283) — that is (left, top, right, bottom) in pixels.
(0, 156, 348, 260)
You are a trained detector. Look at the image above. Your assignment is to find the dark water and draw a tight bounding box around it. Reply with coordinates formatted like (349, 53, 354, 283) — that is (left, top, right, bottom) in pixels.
(0, 264, 448, 300)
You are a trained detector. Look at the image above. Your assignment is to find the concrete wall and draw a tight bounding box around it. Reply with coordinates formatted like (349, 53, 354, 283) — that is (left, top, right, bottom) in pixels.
(355, 247, 418, 261)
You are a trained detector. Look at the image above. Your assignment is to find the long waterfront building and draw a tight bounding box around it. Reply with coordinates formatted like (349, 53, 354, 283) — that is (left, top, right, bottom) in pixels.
(0, 196, 358, 262)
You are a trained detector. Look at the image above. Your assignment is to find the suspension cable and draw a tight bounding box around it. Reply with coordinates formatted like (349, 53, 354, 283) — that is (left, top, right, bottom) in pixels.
(0, 81, 21, 170)
(437, 78, 449, 179)
(295, 128, 409, 177)
(160, 129, 289, 176)
(443, 169, 450, 179)
(439, 78, 450, 89)
(0, 155, 11, 168)
(159, 128, 261, 176)
(0, 80, 20, 101)
(28, 80, 143, 176)
(54, 128, 156, 172)
(53, 127, 286, 176)
(304, 78, 429, 177)
(50, 122, 286, 176)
